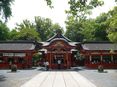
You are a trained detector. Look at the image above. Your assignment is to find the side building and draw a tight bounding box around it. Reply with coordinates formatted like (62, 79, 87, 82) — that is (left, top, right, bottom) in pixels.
(79, 42, 117, 68)
(0, 41, 41, 69)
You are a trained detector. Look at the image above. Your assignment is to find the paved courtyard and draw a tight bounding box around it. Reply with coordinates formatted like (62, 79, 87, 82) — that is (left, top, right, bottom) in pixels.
(0, 67, 117, 87)
(0, 69, 41, 87)
(21, 71, 96, 87)
(78, 69, 117, 87)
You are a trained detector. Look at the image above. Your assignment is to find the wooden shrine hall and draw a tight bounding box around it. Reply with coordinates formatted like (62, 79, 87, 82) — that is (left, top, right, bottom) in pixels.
(0, 30, 117, 69)
(40, 30, 117, 69)
(0, 41, 41, 69)
(80, 42, 117, 69)
(40, 30, 78, 69)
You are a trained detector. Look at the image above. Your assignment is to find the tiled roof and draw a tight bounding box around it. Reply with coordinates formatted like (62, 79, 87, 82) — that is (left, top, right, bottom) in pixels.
(0, 41, 36, 50)
(47, 33, 71, 42)
(82, 43, 117, 50)
(41, 40, 78, 47)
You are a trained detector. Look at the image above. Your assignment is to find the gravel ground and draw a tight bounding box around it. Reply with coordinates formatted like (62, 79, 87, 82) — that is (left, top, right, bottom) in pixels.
(78, 69, 117, 87)
(0, 68, 42, 87)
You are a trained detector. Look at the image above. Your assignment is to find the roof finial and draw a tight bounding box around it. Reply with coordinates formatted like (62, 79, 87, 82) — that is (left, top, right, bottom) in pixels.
(56, 29, 62, 35)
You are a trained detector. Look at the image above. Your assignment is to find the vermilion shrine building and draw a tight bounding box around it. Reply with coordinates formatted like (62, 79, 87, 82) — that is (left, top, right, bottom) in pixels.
(40, 30, 77, 69)
(40, 30, 117, 69)
(0, 41, 40, 69)
(81, 42, 117, 68)
(0, 30, 117, 69)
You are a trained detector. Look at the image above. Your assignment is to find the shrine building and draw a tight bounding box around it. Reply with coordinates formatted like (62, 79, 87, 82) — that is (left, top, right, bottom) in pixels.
(0, 41, 41, 69)
(40, 30, 117, 69)
(0, 30, 117, 69)
(40, 30, 78, 69)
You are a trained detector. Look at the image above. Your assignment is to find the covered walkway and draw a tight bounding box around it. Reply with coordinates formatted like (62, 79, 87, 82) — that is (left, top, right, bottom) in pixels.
(21, 71, 97, 87)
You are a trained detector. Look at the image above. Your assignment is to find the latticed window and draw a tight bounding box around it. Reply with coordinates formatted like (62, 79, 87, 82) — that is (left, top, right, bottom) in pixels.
(102, 55, 111, 63)
(0, 57, 4, 63)
(113, 55, 117, 63)
(91, 55, 101, 64)
(8, 57, 14, 64)
(0, 53, 3, 63)
(0, 53, 3, 57)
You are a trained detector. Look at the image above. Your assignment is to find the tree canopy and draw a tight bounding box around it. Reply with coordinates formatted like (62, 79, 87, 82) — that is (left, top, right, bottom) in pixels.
(0, 20, 10, 40)
(34, 16, 63, 41)
(0, 0, 14, 22)
(0, 0, 117, 43)
(45, 0, 104, 19)
(10, 20, 40, 41)
(106, 6, 117, 42)
(7, 16, 63, 41)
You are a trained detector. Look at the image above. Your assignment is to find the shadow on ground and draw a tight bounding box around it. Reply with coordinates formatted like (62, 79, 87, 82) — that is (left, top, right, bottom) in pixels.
(37, 67, 86, 72)
(0, 74, 6, 81)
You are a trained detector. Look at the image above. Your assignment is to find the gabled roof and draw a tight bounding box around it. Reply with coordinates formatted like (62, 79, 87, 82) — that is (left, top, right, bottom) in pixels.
(0, 40, 36, 51)
(47, 30, 71, 42)
(82, 42, 117, 50)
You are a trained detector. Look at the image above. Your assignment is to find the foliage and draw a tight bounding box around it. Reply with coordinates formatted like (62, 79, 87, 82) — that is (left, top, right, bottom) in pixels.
(98, 65, 104, 72)
(93, 13, 109, 41)
(11, 64, 17, 72)
(106, 6, 117, 42)
(33, 53, 42, 62)
(9, 29, 18, 40)
(8, 17, 63, 41)
(45, 0, 104, 19)
(65, 16, 84, 41)
(65, 12, 109, 42)
(0, 0, 14, 22)
(13, 20, 40, 41)
(0, 20, 10, 40)
(34, 16, 63, 41)
(75, 51, 84, 60)
(108, 32, 117, 42)
(67, 0, 104, 18)
(45, 0, 53, 8)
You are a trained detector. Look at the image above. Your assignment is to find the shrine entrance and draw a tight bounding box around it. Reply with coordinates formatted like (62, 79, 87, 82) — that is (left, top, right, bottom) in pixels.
(52, 53, 65, 69)
(41, 30, 77, 69)
(41, 40, 76, 69)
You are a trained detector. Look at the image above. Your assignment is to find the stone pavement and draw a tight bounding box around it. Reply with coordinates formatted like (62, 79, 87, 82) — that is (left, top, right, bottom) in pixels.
(0, 69, 41, 87)
(21, 71, 97, 87)
(78, 69, 117, 87)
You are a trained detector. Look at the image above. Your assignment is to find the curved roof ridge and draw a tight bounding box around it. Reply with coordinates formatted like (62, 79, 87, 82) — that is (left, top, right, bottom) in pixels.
(47, 33, 71, 42)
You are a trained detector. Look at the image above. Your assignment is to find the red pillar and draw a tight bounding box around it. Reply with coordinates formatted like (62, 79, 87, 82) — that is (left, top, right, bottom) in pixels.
(68, 52, 72, 68)
(49, 52, 52, 69)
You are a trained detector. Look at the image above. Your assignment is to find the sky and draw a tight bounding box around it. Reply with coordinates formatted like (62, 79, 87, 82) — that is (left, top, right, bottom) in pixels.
(7, 0, 116, 30)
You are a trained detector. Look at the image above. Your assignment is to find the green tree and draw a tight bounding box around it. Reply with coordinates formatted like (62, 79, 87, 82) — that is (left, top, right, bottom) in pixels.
(65, 16, 84, 41)
(106, 7, 117, 42)
(67, 0, 104, 18)
(14, 20, 40, 41)
(107, 14, 117, 42)
(34, 16, 63, 41)
(32, 53, 42, 65)
(9, 29, 18, 40)
(93, 13, 109, 41)
(81, 19, 95, 41)
(0, 20, 10, 40)
(65, 13, 109, 42)
(0, 0, 14, 22)
(45, 0, 104, 19)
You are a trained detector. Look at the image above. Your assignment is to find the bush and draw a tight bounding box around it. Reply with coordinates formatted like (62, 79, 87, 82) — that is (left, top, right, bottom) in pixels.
(11, 64, 17, 72)
(98, 65, 104, 72)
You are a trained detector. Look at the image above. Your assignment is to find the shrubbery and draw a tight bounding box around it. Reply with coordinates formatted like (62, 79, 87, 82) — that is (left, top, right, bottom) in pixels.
(11, 64, 17, 72)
